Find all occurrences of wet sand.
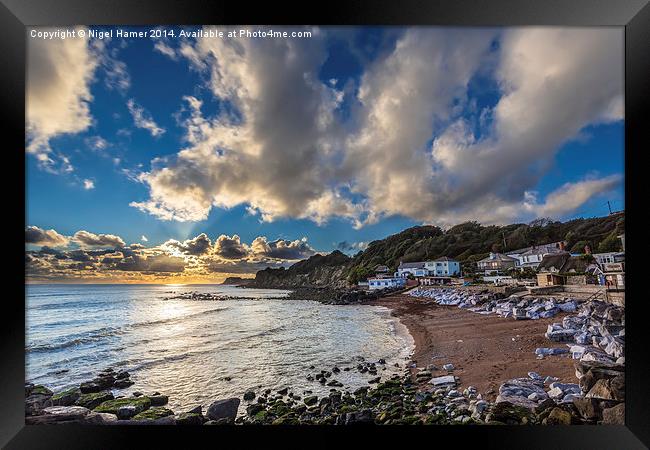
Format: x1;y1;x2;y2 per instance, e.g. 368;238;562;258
368;293;577;401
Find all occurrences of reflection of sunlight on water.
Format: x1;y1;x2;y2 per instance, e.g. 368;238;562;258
27;285;415;412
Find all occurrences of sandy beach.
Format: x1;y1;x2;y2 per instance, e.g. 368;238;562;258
369;293;578;401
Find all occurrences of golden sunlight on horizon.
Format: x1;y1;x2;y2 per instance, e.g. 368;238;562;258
25;273;255;285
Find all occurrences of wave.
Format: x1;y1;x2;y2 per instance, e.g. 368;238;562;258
26;307;229;353
26;326;124;353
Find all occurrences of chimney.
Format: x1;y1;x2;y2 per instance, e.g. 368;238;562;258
559;241;566;251
584;244;592;255
489;252;495;259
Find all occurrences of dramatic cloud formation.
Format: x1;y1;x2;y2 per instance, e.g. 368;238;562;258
213;234;250;260
26;27;99;172
25;226;319;282
25;226;70;247
130;27;356;224
130;27;623;228
72;230;126;248
162;233;212;256
127;99;166;137
250;236;317;260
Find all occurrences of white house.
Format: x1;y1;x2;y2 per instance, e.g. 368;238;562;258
592;252;625;265
396;262;428;278
367;277;406;290
424;257;461;276
397;257;461;278
506;241;567;269
477;253;518;275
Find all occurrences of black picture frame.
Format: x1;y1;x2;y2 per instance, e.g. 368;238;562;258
3;0;649;447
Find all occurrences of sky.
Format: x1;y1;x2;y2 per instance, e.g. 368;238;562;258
25;26;625;283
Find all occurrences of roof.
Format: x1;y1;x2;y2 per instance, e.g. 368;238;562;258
508;241;566;256
398;261;426;269
477;253;518;263
520;245;565;257
560;256;590;273
537;252;571;272
374;265;389;272
433;256;458;262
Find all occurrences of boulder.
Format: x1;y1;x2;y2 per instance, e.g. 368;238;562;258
51;388;81;406
206;398;240;422
175;412;204;425
75;391;114;410
26;406;91;424
25;392;53;416
149;394;169;406
486;401;536;425
429;375;456;387
586;379;618;401
542;407;572;425
188;405;202;415
131;407;174;421
93;396;151;417
610;374;625;401
243;390;256;401
83;412;119;424
345;409;374;425
115;370;130;380
113;379;135;389
572;397;618;421
601;402;625;425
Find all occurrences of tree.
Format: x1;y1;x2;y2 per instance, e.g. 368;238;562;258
570;240;589;254
597;234;621;253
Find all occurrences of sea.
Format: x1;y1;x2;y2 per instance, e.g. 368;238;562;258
26;284;414;411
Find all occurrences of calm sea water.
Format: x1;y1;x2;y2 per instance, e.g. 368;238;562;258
26;284;413;411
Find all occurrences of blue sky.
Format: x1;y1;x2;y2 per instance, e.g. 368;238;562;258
25;26;624;281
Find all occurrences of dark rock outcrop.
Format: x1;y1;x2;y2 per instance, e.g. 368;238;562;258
207;398;240;422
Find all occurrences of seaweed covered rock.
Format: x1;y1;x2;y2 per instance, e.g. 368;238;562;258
132;407;174;421
485;401;537;425
75;391;114;410
25;385;53;416
93;396;152;419
51;387;81;406
175;412;205;425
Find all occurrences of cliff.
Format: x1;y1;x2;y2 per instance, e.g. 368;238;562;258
253;250;351;289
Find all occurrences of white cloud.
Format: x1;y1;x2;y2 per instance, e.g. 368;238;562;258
141;235;149;242
130;27;624;227
153;41;178;60
27;27;99;172
83;179;95;190
127;99;166;137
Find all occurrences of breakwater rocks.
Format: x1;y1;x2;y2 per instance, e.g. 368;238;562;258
285;287;399;305
162;291;287;301
409;287;579;320
541;300;624;363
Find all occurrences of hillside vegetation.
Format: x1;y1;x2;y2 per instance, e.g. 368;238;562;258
254;213;625;287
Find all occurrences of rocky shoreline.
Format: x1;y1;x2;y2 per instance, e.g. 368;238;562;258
24;353;623;426
26;286;624;426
